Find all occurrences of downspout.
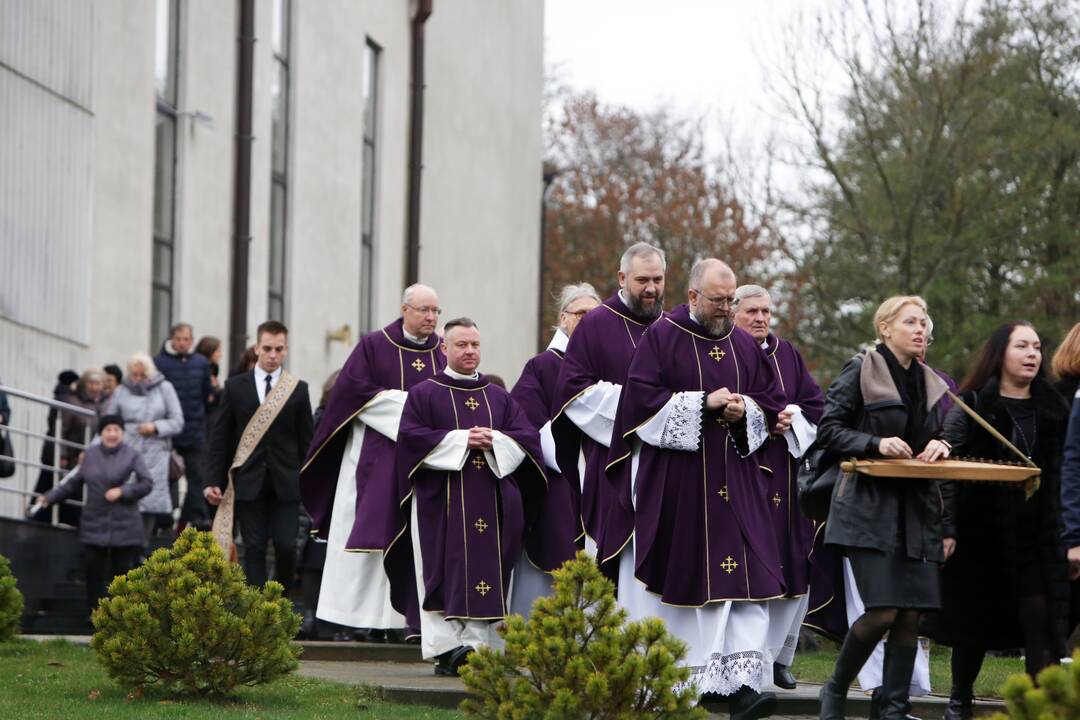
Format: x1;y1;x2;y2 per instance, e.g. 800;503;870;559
229;0;256;367
404;0;433;287
538;163;561;351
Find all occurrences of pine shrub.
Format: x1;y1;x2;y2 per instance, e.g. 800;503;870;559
90;528;301;696
0;553;24;642
460;551;705;719
987;652;1080;720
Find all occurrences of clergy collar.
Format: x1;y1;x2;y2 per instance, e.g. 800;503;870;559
444;367;480;381
760;339;769;349
618;289;632;310
402;327;427;345
547;328;570;353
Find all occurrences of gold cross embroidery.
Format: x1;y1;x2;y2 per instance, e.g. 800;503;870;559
465;397;479;411
472;455;486;470
718;486;729;501
475;580;492;597
720;556;739;574
474;518;489;533
411;358;426;372
708;346;726;362
772;492;782;507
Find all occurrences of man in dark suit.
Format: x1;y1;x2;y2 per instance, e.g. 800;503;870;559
206;320;313;591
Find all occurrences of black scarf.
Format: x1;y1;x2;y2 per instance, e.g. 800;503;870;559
876;343;932;451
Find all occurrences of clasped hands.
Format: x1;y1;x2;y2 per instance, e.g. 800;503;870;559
705;387;745;422
467;426;494;451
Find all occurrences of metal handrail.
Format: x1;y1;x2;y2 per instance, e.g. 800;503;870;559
0;385;97;417
0;452;74;476
3;423;88;451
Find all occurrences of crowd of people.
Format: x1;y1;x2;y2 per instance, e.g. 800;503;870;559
15;241;1080;720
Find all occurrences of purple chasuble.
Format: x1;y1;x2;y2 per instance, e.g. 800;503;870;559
386;374;547;625
551;293;657;556
756;334;824;596
300;318;444;549
607;305;788;606
510;347;583;566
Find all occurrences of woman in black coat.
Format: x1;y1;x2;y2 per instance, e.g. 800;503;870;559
933;321;1070;720
817;296;954;720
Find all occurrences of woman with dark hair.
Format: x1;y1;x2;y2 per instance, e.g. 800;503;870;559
933;321;1070;720
817;296;954;720
195;336;223;409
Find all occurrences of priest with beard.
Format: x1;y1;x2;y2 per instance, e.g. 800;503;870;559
550;242;665;576
300;284;445;639
733;284;824;691
608;259;787;720
508;282;601;615
384;318;550;676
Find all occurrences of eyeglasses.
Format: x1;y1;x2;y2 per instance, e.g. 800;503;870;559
562;309;590;318
406;304;442;316
691;289;735;307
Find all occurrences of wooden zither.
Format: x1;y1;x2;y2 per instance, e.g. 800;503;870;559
839;458;1041;497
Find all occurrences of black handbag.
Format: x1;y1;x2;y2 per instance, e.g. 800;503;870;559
0;429;15;478
796;443;843;521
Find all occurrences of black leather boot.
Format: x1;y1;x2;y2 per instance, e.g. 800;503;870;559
942;691;973;720
727;685;778;720
773;662;797;689
870;687;922;720
878;642;918;720
819;633;876;720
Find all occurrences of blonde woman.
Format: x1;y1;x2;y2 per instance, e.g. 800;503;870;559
105;352;184;542
816;296;954;720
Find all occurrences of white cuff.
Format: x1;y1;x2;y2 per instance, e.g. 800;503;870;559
484;431;527;478
636;391;703;451
357;389;407;440
740;396;769;456
565;381;621;448
539;420;561;472
420;429;470;471
782;404;818;458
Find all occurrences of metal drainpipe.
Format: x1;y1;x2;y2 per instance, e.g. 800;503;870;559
229;0;256;368
538;164;561;351
404;0;433;287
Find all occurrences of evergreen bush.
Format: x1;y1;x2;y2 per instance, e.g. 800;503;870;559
988;652;1080;720
0;553;24;642
90;528;301;696
460;551;705;719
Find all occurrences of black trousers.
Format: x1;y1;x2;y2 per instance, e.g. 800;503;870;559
235;482;298;592
83;544;141;617
175;444;210;527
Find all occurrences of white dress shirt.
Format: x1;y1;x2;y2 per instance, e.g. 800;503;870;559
254;366;282;404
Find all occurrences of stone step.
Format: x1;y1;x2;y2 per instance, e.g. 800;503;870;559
296;640;422;663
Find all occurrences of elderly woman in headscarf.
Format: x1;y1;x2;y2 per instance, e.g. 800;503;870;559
106;352;184;543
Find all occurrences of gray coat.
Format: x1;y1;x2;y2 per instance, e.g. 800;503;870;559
106;375;184;514
45;442;153;547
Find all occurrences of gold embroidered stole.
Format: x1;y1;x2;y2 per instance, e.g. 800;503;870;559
212;371;301;558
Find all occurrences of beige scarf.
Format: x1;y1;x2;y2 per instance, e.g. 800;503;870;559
212;370;300;559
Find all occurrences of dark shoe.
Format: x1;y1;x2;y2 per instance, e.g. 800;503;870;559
698;691;726;712
353;628;386;643
331;629;353;642
384;628;407;644
942;692;973;720
879;642;918;720
434;647;458;676
819;632;877;720
298;609;316;640
728;686;778;720
449;645;475;675
870;687;922;720
773;662;797;689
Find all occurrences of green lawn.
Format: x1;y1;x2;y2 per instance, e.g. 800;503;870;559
791;642;1026;698
1;639;463;720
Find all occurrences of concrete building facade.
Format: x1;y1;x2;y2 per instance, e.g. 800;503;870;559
0;0;544;517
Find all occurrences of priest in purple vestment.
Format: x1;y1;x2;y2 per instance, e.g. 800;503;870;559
550;242;665;575
734;284;825;692
385;318;550;676
299;284;445;636
508;282;600;615
608;259;788;720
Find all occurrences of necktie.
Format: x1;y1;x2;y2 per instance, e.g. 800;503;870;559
264;373;273;402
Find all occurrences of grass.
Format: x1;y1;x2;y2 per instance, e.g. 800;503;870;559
791;641;1026;698
0;639;463;720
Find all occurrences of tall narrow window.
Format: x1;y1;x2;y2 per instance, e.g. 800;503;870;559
152;0;179;349
360;40;380;332
268;0;290;322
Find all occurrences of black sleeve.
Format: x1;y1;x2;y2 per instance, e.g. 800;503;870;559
942;400;973;455
817;357;878;458
296;383;314;466
207;381;237;491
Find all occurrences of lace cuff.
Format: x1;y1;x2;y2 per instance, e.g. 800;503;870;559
740;396;768;456
636;391;703;452
674;650;768;697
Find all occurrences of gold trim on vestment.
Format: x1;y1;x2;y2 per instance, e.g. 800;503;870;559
430;379;491;391
380;328;440;353
599;302;648;326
